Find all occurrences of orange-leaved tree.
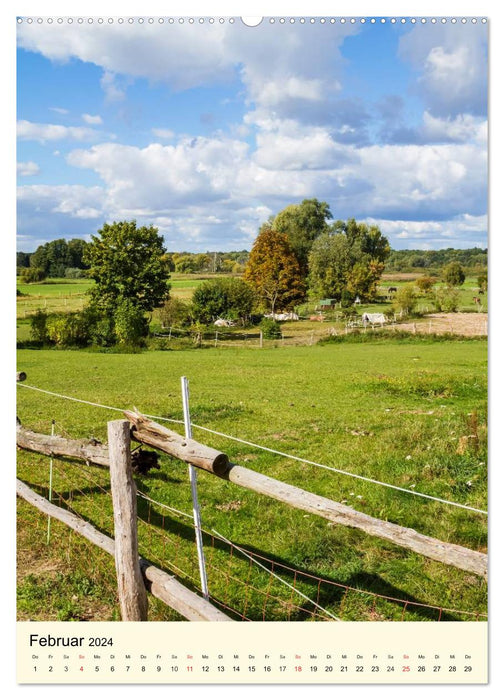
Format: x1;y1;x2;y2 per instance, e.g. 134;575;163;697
244;226;306;314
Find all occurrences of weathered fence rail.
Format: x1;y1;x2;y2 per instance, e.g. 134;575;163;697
18;412;487;579
125;411;487;579
16;478;231;622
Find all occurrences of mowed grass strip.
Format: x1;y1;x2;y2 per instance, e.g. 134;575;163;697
16;338;487;621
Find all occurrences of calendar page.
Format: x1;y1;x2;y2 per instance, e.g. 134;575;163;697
15;2;490;689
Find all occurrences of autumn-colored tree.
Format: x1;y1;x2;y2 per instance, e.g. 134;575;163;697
244;227;306;314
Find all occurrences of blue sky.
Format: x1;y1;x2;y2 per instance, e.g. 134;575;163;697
16;16;488;252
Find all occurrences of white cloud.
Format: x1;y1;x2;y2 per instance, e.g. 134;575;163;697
421;112;487;145
17;184;106;244
151;128;175;140
17;21;232;90
16;21;487;252
61;134;487;235
17;161;40;176
49;107;69;115
17;184;105;219
252;120;354;171
366;215;487;249
67;137;251;211
100;71;126;102
17;20;356;124
82;113;103;125
17;120;101;143
349;142;486;218
399;23;487;116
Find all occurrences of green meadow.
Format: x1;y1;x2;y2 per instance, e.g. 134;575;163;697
17;337;487;622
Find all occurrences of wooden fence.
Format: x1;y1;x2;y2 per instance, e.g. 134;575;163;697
16;373;487;623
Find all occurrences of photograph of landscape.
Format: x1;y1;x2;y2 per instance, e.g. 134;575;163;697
16;16;487;626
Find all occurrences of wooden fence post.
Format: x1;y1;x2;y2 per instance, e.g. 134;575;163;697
108;419;148;621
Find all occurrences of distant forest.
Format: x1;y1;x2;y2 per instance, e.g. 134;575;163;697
385;247;488;272
17;237;487;281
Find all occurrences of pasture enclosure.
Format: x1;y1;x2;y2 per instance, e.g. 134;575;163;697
16;338;488;622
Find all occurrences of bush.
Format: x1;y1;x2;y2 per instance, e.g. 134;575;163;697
64;267;87;279
30;309;50;344
192;277;255;325
477;270;488;293
434;286;460;312
20;267;46;283
159;297;192;328
259;317;281;339
113;298;148;345
89;314;116;347
392;284;417;317
443;261;465;287
416;275;436;293
46;312;91;347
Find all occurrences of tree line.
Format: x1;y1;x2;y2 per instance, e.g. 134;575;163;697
22;203;488;349
386;247;487;272
16;239;249;281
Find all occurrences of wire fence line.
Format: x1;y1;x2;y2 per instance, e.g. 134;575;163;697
19;449;486;623
17;381;487;515
133;492;487;621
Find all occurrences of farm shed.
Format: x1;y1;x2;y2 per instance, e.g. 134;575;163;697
318;299;338;310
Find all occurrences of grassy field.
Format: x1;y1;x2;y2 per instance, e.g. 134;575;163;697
16;273;488;348
16;337;487;622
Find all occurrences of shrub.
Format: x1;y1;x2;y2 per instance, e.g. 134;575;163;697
64;267;87;279
477;270;488;293
434;286;460;312
113;298;148;345
259;317;281;339
443;261;465;287
159;298;192;328
392;284;417;317
30;309;50;344
46;312;91;347
416;275;436;293
90;315;116;347
192;277;255;325
20;267;46;283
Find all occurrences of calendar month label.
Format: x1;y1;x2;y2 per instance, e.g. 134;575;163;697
17;621;487;684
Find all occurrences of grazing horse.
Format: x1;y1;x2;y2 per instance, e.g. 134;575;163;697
387;286;397;294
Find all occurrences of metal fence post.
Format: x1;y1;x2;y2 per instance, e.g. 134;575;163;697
181;377;210;600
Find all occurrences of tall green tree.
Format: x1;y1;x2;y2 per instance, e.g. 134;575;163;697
308;232;352;300
308;219;390;302
83;220;170;312
273;198;332;274
244;227;306;314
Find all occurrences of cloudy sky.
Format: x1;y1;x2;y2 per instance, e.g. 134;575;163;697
16;16;488;253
